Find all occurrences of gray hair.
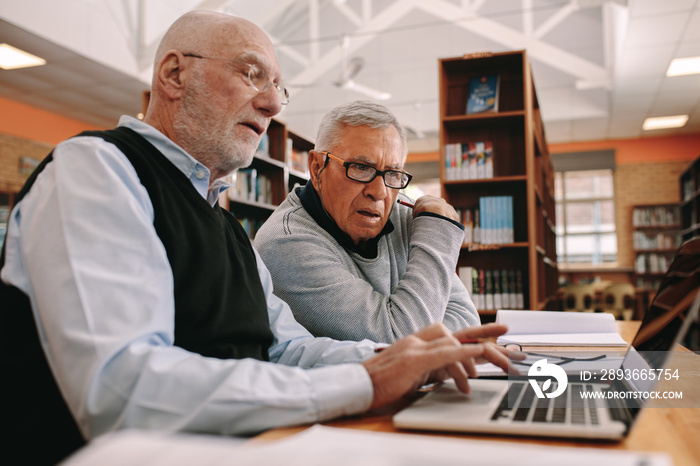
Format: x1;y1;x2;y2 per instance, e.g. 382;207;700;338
314;100;408;157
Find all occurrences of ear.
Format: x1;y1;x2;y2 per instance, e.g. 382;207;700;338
156;51;187;99
308;150;325;189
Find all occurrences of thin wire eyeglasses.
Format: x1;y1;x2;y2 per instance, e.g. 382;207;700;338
319;151;413;189
183;53;289;105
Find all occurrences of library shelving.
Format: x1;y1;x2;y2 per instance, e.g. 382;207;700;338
631;204;682;292
680;154;700;241
219;119;312;239
439;50;558;320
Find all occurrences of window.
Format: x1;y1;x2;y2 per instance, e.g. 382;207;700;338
555;169;617;265
552;150;617;266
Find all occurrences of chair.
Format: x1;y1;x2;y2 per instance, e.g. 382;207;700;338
562;283;596;312
602;283;636;320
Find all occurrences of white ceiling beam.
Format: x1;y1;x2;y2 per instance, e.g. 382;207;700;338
288;0;418;87
534;1;579;39
523;0;533;37
362;0;372;22
333;1;363;27
309;0;320;62
249;0;300;29
417;0;610;87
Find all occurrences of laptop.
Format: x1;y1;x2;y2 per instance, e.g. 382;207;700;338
393;237;700;440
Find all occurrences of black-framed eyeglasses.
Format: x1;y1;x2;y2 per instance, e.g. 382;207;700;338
183;53;289;105
319;151;412;189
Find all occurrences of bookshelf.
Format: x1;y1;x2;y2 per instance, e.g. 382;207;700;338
632;204;682;292
439;50;558;319
680;155;700;242
220;119;312;239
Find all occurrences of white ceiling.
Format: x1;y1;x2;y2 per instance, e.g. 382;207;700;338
1;0;699;151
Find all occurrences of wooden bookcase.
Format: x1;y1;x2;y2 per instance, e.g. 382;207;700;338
680;155;700;242
219;119;312;239
438;50;558;319
631;204;682;292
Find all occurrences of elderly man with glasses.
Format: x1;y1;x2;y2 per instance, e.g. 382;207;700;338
255;101;480;343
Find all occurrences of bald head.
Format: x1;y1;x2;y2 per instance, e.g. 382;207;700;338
153;10;275;83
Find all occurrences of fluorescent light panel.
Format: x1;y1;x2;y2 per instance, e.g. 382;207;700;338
0;43;46;70
667;56;700;76
642;115;689;131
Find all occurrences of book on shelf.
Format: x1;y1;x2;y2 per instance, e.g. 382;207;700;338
237;216;265;240
444;141;494;181
457;196;513;245
495;310;628;347
466;74;499;114
458;267;524;311
231;169;273;204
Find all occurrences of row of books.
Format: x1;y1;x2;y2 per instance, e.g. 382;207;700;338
458;267;525;311
238;216;266;240
635;252;673;275
286;138;309;175
456;196;514;245
444;141;494;181
632;206;680;227
231;168;273;205
633;231;681;251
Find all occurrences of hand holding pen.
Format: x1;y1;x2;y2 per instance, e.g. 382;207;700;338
396;195;460;222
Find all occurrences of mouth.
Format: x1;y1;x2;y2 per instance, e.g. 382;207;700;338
357;209;382;220
241;121;265;136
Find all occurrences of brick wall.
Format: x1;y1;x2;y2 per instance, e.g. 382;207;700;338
0;132;52;194
615;160;690;267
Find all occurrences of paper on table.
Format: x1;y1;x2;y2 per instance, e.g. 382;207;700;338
62;425;672;466
496;310;628;346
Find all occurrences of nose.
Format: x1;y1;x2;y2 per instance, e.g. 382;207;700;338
363;174;390;201
253;84;284;117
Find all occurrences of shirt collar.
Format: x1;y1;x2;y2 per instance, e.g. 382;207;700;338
117;116;232;206
298;183;394;259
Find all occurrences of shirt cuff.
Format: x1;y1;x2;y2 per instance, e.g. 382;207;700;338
416;211;465;230
307;363;373;421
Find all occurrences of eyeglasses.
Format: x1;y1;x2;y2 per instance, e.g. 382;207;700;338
183;53;289;105
319;151;412;189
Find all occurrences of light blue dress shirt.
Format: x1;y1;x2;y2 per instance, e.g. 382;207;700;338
1;116;375;441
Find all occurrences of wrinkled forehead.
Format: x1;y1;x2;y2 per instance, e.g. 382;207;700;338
220;20;281;76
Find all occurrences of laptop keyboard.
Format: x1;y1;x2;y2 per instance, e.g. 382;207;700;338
491;382;600;425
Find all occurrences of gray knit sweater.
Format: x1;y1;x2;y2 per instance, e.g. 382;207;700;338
254;186;480;343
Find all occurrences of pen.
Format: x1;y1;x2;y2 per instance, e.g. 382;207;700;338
397;199;415;208
374;338;491;352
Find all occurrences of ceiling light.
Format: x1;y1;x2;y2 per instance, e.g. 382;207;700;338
0;43;46;70
642;115;689;131
666;56;700;76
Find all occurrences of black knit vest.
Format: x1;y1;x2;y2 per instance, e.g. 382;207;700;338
0;127;274;464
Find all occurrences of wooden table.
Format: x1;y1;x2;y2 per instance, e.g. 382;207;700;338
254;322;700;466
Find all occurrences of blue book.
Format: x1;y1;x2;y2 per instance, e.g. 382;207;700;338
466;75;499;114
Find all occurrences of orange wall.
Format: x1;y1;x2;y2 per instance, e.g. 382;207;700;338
549;134;700;164
0;96;104;145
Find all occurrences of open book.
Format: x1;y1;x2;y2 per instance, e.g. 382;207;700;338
495;310;628;347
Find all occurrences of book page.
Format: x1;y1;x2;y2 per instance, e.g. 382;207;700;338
496;310;618;334
495;310;627;346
